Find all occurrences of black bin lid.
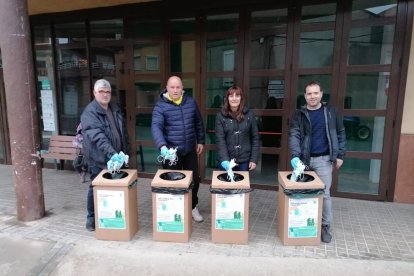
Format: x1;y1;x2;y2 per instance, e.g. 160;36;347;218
217;173;244;182
102;171;129;180
160;171;186;181
286;173;315;182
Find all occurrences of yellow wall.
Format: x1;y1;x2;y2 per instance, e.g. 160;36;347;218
401;16;414;134
28;0;158;15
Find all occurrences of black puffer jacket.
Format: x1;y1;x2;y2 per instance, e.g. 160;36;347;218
151;90;205;155
81;100;130;169
288;103;346;166
215;107;260;164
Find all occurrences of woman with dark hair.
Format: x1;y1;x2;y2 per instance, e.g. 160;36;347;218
215;85;260;171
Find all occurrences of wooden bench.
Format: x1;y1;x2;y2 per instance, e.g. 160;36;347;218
41;135;80;169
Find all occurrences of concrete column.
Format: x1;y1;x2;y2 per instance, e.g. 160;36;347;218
0;0;45;220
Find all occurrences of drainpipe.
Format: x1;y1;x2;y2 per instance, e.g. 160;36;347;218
0;0;45;220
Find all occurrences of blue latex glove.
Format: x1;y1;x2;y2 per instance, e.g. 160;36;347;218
160;146;169;157
221;160;230;171
110;153;120;162
291;157;300;170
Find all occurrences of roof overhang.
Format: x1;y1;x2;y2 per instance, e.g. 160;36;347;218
28;0;159;15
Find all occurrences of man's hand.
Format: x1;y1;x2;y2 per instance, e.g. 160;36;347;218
335;158;343;169
249;162;257;170
196;144;204;155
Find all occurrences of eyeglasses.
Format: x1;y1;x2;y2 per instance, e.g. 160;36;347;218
97;90;111;95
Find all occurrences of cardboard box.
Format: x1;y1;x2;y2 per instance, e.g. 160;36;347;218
92;169;138;241
277;171;324;246
151;169;193;243
211;170;250;244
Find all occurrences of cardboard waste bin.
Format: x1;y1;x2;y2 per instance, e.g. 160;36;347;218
92;169;138;241
277;171;324;246
211;171;251;244
151;169;193;243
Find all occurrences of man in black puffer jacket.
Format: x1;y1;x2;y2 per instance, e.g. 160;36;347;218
151;76;205;222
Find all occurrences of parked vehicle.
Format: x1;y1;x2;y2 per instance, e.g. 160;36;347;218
343;116;371;141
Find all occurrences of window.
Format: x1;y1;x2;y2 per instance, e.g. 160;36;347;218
146;55;159;71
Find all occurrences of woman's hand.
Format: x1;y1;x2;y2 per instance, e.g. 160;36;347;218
196;144;204;155
249;162;257;170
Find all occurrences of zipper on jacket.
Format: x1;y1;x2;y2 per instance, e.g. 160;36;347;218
179;104;186;152
234;120;241;160
324;107;333;160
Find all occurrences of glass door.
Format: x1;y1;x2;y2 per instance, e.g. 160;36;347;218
54;22;90;135
244;8;291;185
128;18;165;175
334;0;398;200
89;19;126;111
125;0;403;196
203;8;294;186
203;12;241;181
288;0;399;200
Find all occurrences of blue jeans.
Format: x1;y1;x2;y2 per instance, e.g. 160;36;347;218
310;155;333;226
87;166;103;219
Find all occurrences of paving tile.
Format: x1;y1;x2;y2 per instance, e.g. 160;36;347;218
1;165;414;262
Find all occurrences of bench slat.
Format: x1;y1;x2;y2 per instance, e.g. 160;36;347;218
48;141;76;147
47;146;78;154
50;136;76;142
42;152;77;160
42;135;80;164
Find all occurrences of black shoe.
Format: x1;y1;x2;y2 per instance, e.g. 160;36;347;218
321;224;332;243
86;218;95;231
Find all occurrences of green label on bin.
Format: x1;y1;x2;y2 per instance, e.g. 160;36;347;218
288;226;317;238
97;190;126;229
215;218;244;230
215;194;245;230
156;194;185;233
287;197;319;238
157;221;184;233
99;217;126;229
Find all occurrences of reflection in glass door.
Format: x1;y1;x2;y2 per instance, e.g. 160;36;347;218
130;18;164;174
203;9;295;186
336;0;397;199
204;13;240;182
54;22;90;135
245;8;290;185
90;19;126;111
129;16;200;175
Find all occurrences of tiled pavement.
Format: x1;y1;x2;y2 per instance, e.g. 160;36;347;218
1;164;414;266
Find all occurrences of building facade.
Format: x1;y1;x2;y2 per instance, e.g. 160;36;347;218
1;0;413;203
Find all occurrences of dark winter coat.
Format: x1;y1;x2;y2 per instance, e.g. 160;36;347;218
288;103;346;166
215;107;260;164
81;99;130;169
151;91;205;155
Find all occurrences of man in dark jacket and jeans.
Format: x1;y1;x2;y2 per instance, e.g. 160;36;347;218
81;79;130;231
289;80;346;243
151;76;205;222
